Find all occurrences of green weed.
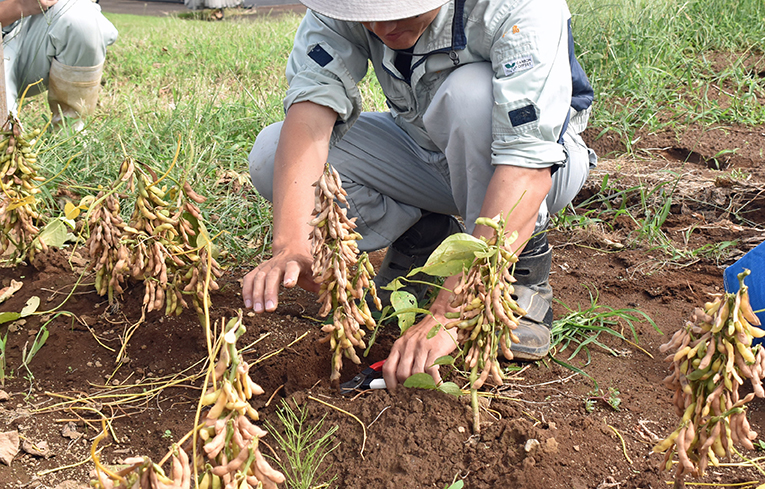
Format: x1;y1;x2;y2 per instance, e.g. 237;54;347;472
585;387;622;413
21;324;49;380
549;288;659;389
266;399;339;489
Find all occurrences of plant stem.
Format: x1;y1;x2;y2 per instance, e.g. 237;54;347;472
469;366;480;433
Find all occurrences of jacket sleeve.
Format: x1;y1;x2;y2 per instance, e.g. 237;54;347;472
285;12;371;145
487;0;573;169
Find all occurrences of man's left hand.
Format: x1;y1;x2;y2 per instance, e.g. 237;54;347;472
382;310;458;389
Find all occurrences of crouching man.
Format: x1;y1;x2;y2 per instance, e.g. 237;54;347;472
243;0;597;388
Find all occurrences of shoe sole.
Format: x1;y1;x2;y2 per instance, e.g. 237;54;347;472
508;343;550;361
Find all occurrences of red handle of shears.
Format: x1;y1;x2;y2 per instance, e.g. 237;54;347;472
370;359;386;371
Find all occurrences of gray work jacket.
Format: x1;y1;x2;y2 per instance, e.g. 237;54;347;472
285;0;593;169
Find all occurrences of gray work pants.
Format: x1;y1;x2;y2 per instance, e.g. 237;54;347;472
3;0;119;111
249;62;596;252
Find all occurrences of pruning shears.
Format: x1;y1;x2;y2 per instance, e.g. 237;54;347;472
339;360;387;394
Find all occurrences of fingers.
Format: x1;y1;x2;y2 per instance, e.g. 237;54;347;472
383;325;455;390
242;262;283;313
425;354;443;385
263;266;283;312
383;348;401;390
411;347;429;382
283;260;301;288
241;267;260;311
385;335;419;389
243;252;315;312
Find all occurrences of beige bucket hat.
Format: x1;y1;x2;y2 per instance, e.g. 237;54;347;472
300;0;451;22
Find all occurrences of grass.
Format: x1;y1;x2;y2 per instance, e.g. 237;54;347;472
7;1;759;268
0;330;7;386
553;170;742;268
549;287;659;368
18;11;392;266
548;289;659;391
266;399;339;489
570;0;765;148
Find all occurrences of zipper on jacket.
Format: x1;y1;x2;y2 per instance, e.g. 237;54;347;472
374;0;467;78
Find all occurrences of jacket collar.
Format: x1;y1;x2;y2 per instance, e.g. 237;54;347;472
369;0;466;60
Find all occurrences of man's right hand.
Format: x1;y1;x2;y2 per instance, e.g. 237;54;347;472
242;239;321;313
242;245;319;313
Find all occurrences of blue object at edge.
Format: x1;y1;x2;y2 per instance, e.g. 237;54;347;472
723;241;765;345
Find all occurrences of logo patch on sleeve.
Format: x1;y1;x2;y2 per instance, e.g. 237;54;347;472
502;55;534;76
508;104;538;127
308;45;333;67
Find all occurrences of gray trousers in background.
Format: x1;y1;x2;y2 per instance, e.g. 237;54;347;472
3;0;119;111
249;62;596;252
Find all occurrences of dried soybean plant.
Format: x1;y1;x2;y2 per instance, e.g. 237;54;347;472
0;114;48;262
654;269;764;486
90;445;192;489
124;164;223;318
310;163;380;381
191;313;285;489
90;313;285;489
441;215;526;432
86;157;134;304
85;155;223;318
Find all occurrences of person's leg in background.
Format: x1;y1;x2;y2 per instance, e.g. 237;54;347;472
3;0;118;128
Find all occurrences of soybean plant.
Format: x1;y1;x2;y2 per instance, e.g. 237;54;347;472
655;269;764;484
85;156;224;318
310;163;380;381
0;114;48;262
90;314;284;489
407;214;525;432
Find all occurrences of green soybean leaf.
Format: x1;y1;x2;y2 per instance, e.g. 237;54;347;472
473;248;497;260
403;372;437;390
426;322;441;339
182;210;202;249
391;290;416;334
437;382;463;397
36;219;69;249
194;218;220;259
0;312;20;325
409;233;487;277
432;355;455;366
380;277;404;291
25;326;49;363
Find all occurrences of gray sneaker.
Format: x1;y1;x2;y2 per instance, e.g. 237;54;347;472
509;229;554;361
373;213;464;307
